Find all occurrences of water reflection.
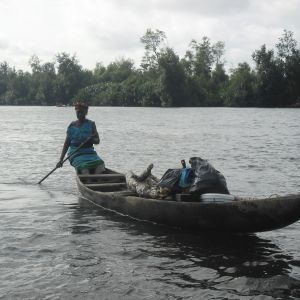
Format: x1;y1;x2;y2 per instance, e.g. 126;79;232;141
73;199;293;278
67;204;101;235
64;198;300;298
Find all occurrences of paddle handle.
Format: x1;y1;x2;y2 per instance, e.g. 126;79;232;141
37;166;59;184
38;135;94;184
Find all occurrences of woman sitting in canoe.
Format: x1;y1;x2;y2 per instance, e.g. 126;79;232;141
56;102;105;174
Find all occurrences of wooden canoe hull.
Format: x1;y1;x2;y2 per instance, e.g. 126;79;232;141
76;172;300;233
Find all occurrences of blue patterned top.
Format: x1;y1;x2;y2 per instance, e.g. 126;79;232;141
67;119;104;170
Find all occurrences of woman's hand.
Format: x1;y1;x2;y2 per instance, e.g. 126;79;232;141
91;136;100;144
56;160;63;168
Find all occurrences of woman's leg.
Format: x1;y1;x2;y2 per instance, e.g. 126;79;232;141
80;168;90;175
94;164;105;174
79;168;92;183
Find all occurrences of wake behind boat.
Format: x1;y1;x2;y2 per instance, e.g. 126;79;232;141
76;168;300;233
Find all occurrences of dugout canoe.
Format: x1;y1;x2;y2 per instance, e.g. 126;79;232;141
76;169;300;233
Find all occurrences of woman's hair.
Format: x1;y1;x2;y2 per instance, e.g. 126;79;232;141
74;101;88;111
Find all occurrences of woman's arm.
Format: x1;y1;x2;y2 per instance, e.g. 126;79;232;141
57;135;70;167
91;122;100;144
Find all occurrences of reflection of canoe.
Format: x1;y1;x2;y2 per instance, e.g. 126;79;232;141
76;169;300;233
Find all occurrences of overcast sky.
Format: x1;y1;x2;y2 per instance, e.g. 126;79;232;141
0;0;299;71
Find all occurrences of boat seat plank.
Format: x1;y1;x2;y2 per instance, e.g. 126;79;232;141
79;173;125;179
79;173;126;183
85;182;127;192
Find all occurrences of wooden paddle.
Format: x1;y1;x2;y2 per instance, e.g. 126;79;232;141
38;136;94;184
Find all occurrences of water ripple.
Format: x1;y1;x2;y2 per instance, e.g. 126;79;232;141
0;107;300;299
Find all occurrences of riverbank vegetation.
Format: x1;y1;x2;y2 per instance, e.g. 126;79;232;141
0;29;299;107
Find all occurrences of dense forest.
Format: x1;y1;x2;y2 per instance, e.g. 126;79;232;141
0;29;300;107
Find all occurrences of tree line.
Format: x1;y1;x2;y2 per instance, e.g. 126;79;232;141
1;29;299;107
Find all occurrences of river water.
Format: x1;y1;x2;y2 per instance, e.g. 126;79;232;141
0;106;300;299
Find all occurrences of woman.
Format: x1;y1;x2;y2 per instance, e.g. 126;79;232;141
57;102;105;174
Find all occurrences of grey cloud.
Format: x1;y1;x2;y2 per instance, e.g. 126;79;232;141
0;37;9;50
0;38;29;55
86;22;142;52
1;0;300;71
160;0;251;16
111;0;250;17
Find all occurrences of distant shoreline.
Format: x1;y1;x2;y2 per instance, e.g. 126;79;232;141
1;30;300;108
1;104;299;108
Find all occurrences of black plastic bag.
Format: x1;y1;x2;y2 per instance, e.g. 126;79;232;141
188;157;230;195
157;168;181;192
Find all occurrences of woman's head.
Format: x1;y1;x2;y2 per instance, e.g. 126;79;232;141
74;101;88;121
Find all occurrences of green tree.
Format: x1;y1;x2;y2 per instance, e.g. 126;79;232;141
183;37;224;78
224;63;256;107
78;58;137;106
209;63;228;106
0;63;31;105
0;62;12;104
120;73;144;106
157;47;188;106
7;70;32;105
276;30;300;105
29;55;57;105
93;62;106;83
138;75;161;107
252;45;287;107
100;58;135;83
140;29;167;71
55;52;87;104
182;37;226;106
